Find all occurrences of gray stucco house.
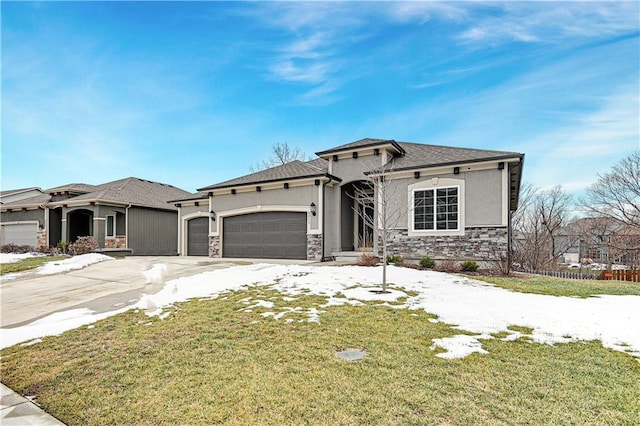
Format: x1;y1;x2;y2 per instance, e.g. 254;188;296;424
173;138;524;263
0;177;192;255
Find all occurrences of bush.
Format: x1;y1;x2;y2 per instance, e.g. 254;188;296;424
56;241;70;254
386;254;404;265
0;244;33;254
357;254;380;267
435;259;461;273
419;257;436;269
460;260;479;272
69;236;99;255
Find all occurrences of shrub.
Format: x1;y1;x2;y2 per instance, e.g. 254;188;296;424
56;241;70;254
357;254;380;267
435;259;461;273
419;257;436;269
69;237;99;255
460;260;479;272
386;254;404;265
0;244;33;254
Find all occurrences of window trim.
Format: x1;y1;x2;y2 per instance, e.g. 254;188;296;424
106;214;116;238
408;178;465;237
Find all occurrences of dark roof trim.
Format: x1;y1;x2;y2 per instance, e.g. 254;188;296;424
364;154;524;175
197;173;342;192
167;193;210;204
316;139;405;156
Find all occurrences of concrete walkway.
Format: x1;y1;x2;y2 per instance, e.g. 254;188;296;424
1;383;66;425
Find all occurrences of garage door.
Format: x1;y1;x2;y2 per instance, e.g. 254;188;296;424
223;212;307;260
187;217;209;256
0;223;38;248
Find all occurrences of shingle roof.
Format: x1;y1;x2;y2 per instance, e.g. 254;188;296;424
378;141;523;172
315;138;404;156
53;177;192;210
197;159;332;191
46;183;97;194
1;193;52;208
0;187;42;197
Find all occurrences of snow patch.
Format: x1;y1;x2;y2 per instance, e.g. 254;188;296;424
142;263;167;284
431;335;489;359
0;252;43;264
36;253;112;275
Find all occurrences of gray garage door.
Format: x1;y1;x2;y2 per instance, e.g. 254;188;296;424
0;223;38;248
187;217;209;256
223;212;307;260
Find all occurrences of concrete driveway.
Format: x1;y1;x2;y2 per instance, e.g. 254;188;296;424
1;256;244;328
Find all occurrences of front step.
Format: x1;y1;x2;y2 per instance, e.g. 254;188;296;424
331;251;374;262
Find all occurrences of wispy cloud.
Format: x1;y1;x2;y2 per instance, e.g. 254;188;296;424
457;2;639;45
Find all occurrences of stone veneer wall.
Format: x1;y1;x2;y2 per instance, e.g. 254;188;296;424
209;235;221;257
105;236;126;249
384;227;508;262
36;230;47;249
307;234;322;261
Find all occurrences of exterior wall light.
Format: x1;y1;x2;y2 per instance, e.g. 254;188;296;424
210;210;216;221
310;202;317;216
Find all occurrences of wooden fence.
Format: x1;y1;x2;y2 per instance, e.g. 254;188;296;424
598;269;640;282
521;269;599;280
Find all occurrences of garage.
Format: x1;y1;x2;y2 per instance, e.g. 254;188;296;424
187;217;209;256
0;222;38;248
223;212;307;260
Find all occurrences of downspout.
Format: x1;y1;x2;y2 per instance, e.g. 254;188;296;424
125;204;132;250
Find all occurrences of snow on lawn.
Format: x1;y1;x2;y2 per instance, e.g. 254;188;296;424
0;252;43;264
1;263;639;361
36;253;112;275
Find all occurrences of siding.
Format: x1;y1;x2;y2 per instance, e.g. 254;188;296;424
128;207;179;255
0;209;45;227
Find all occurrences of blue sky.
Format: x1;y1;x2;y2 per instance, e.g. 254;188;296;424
2;1;638;195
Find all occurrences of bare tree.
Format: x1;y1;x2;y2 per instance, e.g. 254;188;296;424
511;184;576;269
580;151;640;230
352;163;406;292
250;142;308;172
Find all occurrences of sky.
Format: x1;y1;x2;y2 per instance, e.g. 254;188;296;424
2;1;639;196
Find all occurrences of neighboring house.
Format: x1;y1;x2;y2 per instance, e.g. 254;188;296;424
560;217;639;266
172;138;525;263
0;177;192;255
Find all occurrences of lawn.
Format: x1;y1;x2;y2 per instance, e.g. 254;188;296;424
473;273;640;298
2;286;639;425
0;255;67;275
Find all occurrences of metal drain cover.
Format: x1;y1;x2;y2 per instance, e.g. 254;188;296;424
335;349;367;361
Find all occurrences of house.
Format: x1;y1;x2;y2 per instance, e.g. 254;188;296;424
172;138;525;263
0;177;192;255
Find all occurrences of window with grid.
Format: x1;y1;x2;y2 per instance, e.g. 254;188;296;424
413;187;459;231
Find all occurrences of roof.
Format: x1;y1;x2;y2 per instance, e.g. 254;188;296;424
55;177;193;210
316;138;405;156
197;159;334;191
1;192;52;208
46;183;97;194
0;187;42;197
378;141;524;172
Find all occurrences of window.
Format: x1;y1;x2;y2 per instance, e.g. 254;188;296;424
106;215;115;238
413;187;459;231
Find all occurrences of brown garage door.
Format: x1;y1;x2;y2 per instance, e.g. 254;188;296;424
223;212;307;260
187;217;209;256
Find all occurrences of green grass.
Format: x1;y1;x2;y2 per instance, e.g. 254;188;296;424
0;256;67;275
473;274;640;298
1;288;638;425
